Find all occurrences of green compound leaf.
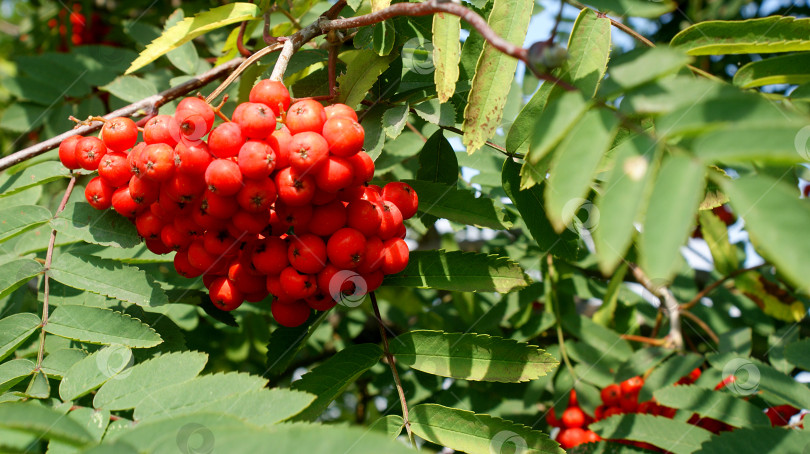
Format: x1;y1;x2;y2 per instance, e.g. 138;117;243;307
336;50;397;109
0;313;41;362
671;16;810;55
0;359;35;394
126;3;259;74
462;0;533;154
0;162;71;199
733;52;810;88
432;12;461;103
410;404;564;454
0;259;43;300
49;252;168;307
653;385;770;428
694;427;810;454
45;305;162;348
59;345;133;401
391;330;558;382
578;0;675;18
290;343;383;421
51;202;140;248
591;414;713;454
383;249;529;293
0;205;51;243
404;179;512;230
0;402;93;446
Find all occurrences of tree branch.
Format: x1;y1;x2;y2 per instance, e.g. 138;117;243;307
0;58;245;172
680;264;768;311
630;265;683;350
680;309;720;344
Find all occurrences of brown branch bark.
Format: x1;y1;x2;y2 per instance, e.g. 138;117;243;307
680;264;768;311
0;58;245;172
630;265;683;350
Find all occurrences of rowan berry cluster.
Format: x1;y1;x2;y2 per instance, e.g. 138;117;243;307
544;391;600;449
57;80;417;327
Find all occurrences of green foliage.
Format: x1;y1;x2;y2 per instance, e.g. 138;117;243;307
671;16;810;55
592;414;714;454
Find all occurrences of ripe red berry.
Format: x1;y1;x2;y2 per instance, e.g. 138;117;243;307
174;141;212;175
381;237;409;275
209;277;244;311
111;187;143;218
305;292;337;311
101;117;138;152
143;115;180;147
234;102;277;139
561;407;586;428
177;97;215;132
546;408;561;428
619;391;639;412
308;199;347;237
324;103;358;121
128;174;160;207
285;99;326;134
160;223;191;251
322;117;364;157
271;128;292;169
164;172;206;204
85;176;114;210
250;80;291;116
232;209;270;234
288;131;329;172
58;135;82;169
279;266;318;299
205;159;243;196
236;178;276;212
188;240;218;271
377;201;404;240
228;262;266;294
174;250;203;278
383;182;418;219
252;236;289;275
75;136;107;170
288;233;327;274
208;122;245;158
203;229;238;257
138;143;175;182
200;190;239;219
237;140;277;179
314;156;353;193
98;152;131;187
275;167;316;207
347;200;381;237
361;269;384;292
600;384;622;406
557;428;587;449
346;151;375;186
357;236;384;274
620;376;644;396
327;228;366;270
271;299;311;327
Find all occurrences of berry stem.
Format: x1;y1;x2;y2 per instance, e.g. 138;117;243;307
370;291;416;448
236;21;253;57
680;309;720;344
36;174;77;370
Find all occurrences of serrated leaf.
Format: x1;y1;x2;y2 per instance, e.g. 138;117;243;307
654;385;770;427
290;343;382;421
126;3;259;74
615;347;673;382
100;76;157;103
523;90;589;175
734;271;806;322
432;12;461;102
639;154;705;282
412;99;456;126
562;314;633;363
598;47;691;97
719;174;810;294
579;0;675;18
94;351;207;410
382;104;409;139
265;311;329;381
619;77;735;115
462;0;533;154
638;353;704;401
0;205;51;243
694;427;810;454
41;349;88;379
502;159;583;260
562;8;611;97
404;179;512;229
164;10;200;75
694;125;808;165
733;52;810;88
22;369;49;399
699;210;739;275
0;259;42;300
0;402;93;446
383;249;529;293
505;82;553;156
0;162;71;198
49;252;168;307
785;339;810;371
51;202;140;248
410;404;564;454
0;359;35;394
417;130;459;185
0;313;41;362
593;134;659;274
133;372;268;421
372;21;395;56
45;305;162;348
336;50;397;109
194;389;315;426
48;407;110;454
59;345;133;401
591;414;713;454
707;353;810;409
106;413;250;452
568;441;650;454
671;16;810;55
390;330;558;382
719;327;752;356
545;108;619;231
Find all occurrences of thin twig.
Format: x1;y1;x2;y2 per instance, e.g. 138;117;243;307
680;309;720;344
406;122;427;142
621;334;666;346
370;292;415;448
440;125;522;158
278;7;303;30
236;21;252;57
680;264;768;311
630;265;683;350
0;58;245;172
206;44;284;104
36;175;76;370
566;0;654;48
549;0;565;42
548;256;577;379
